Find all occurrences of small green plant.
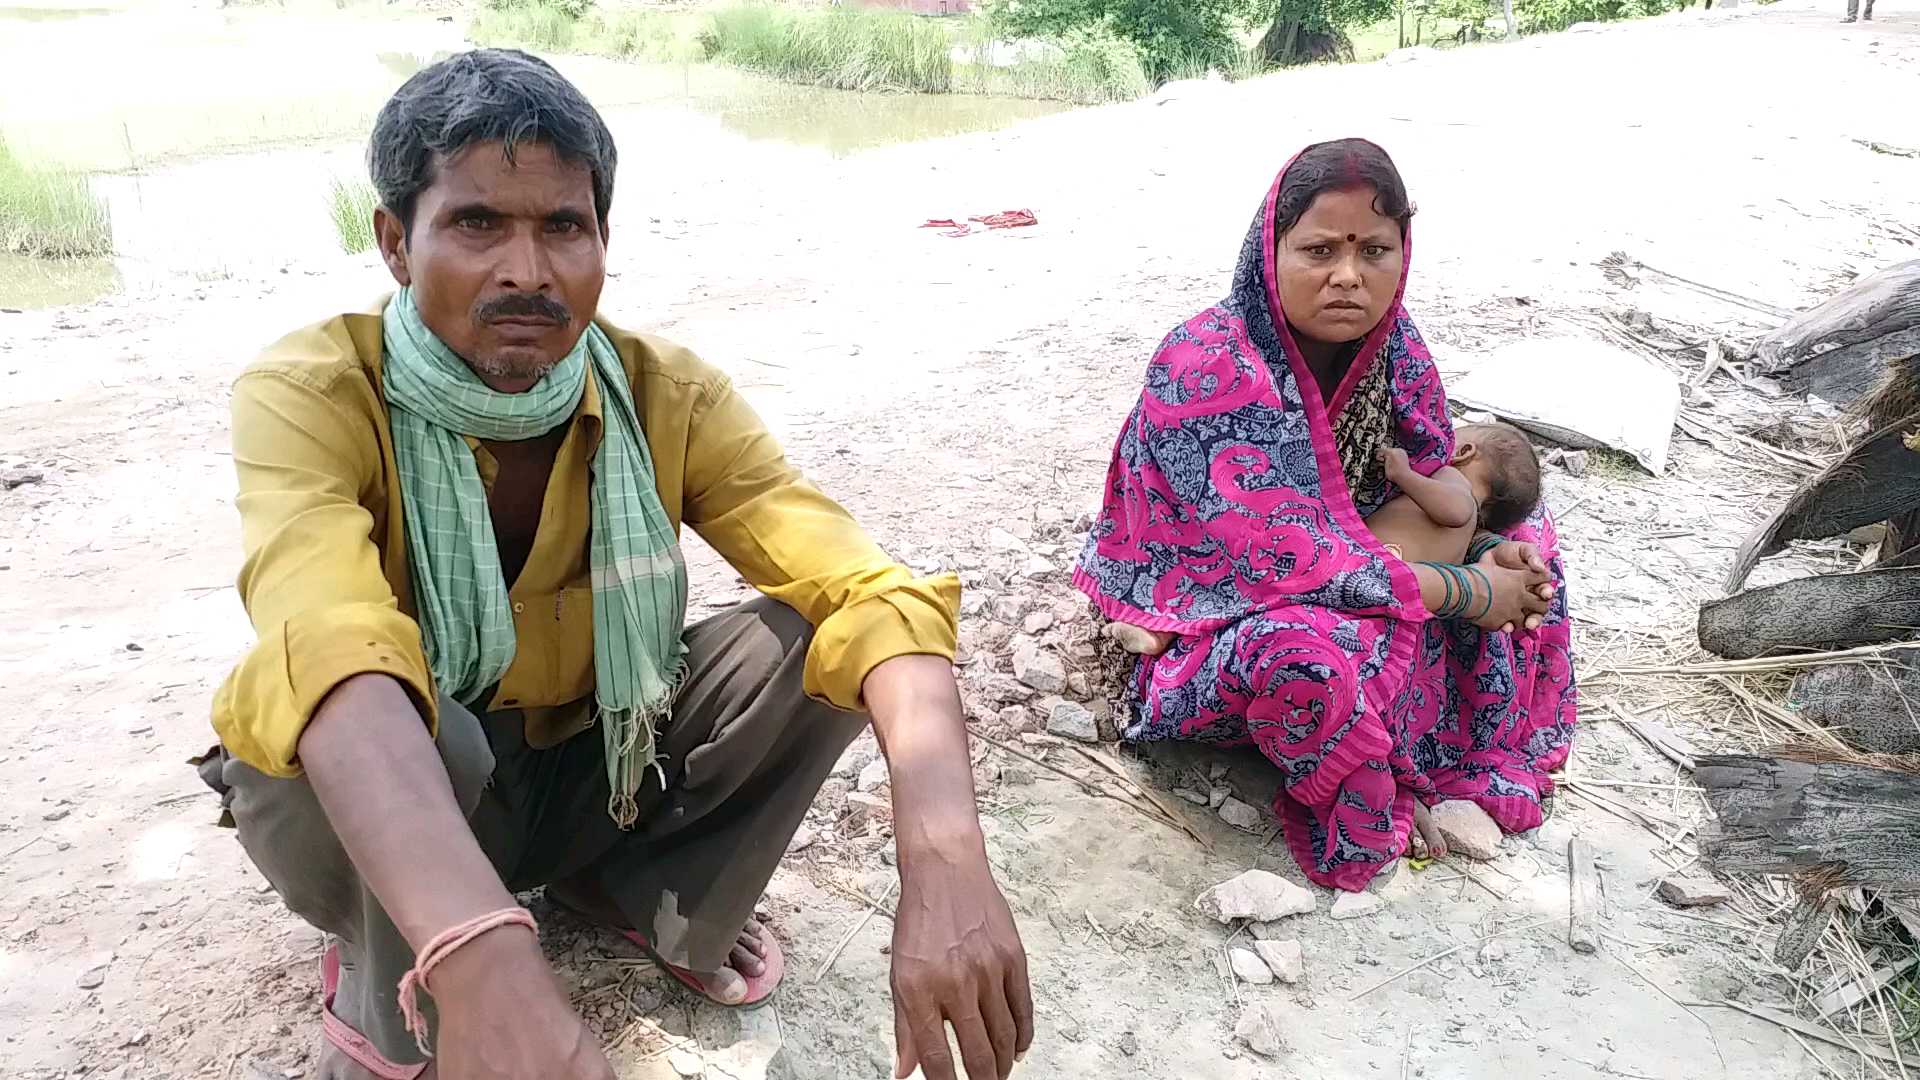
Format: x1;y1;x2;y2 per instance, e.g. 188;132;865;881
0;138;112;259
701;4;955;93
326;177;380;255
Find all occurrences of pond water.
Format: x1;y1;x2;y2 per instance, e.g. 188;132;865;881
0;4;1067;309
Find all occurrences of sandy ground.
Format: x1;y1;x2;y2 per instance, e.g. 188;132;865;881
6;3;1920;1077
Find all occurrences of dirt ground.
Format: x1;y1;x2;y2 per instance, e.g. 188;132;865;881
6;2;1920;1077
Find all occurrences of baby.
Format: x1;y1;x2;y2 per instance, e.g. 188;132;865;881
1103;423;1542;657
1364;422;1543;567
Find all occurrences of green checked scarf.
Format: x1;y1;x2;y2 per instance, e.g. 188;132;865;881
381;288;688;827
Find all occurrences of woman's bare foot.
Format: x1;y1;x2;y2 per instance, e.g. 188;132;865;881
1411;800;1449;860
1104;622;1173;656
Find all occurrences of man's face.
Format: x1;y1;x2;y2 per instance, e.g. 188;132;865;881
376;140;607;393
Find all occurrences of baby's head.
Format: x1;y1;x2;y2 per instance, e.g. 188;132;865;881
1453;423;1541;533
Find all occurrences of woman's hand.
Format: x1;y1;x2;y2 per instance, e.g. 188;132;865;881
1471;547;1554;633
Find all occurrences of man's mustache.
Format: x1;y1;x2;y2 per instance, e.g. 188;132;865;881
476;293;572;324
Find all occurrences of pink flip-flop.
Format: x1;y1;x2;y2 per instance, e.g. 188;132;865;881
614;926;785;1009
319;943;428;1079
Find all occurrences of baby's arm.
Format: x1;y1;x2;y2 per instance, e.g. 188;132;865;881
1381;448;1478;529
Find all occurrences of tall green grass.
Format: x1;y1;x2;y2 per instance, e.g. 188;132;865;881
470;2;703;62
470;2;582;51
960;30;1152;103
0;138;112;259
326;177;379;255
701;4;954;93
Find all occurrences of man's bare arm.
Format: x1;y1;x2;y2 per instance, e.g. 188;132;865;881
299;673;614;1078
299;673;517;946
865;655;1033;1080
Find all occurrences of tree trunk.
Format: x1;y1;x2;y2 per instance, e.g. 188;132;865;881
1398;0;1406;49
1698;566;1920;659
1724;409;1920;591
1757;258;1920;407
1790;654;1920;754
1699;752;1920;897
1502;0;1516;35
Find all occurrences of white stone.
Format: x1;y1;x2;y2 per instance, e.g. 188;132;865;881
1045;699;1098;742
987;594;1028;623
1012;641;1067;694
1658;876;1732;908
996;705;1032;732
1253;939;1303;984
1216;796;1265;831
1429;800;1503;861
856;757;890;793
830;735;877;780
1021;553;1056;580
1194;869;1316;924
1330;891;1383;921
667;1048;705;1077
988;527;1028;553
1233;1002;1290;1059
1022;610;1055;634
1228;947;1273;986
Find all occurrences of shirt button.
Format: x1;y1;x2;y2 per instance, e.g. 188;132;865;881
512;602;525;614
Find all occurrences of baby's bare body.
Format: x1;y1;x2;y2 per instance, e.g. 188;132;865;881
1366;461;1477;565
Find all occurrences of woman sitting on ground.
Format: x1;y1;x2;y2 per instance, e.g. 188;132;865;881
1074;139;1577;890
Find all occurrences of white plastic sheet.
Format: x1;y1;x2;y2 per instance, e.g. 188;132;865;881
1445;337;1680;475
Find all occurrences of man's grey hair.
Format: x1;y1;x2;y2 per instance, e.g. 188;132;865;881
368;48;618;239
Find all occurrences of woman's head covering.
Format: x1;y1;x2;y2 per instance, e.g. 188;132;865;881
1073;142;1453;634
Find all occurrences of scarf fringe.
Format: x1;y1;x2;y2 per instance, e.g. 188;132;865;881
603;654;689;830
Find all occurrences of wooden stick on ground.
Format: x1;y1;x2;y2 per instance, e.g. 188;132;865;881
817;878;898;980
970;729;1210;849
1067;744;1215;853
1568;837;1601;955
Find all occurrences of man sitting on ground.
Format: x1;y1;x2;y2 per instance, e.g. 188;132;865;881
200;48;1031;1080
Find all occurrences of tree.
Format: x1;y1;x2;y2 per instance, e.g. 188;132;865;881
986;0;1393;80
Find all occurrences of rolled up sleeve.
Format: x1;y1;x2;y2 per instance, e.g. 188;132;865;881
211;369;438;776
681;376;959;710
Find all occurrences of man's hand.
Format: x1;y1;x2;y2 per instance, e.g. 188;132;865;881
863;655;1035;1080
428;927;615;1080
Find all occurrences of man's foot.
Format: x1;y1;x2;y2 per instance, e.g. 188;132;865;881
314;1040;435;1080
1411;800;1450;860
547;877;782;1007
1104;622;1173;656
685;917;771;1005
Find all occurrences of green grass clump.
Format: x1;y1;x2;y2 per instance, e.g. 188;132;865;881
701;4;954;93
326;177;380;255
0;138;112;259
996;30;1152;103
470;1;581;51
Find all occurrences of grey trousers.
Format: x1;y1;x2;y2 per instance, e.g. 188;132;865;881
1845;0;1874;17
201;598;864;1065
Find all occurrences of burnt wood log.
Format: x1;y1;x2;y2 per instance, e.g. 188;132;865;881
1758;259;1920;407
1790;654;1920;754
1724;410;1920;592
1697;753;1920;896
1699;567;1920;659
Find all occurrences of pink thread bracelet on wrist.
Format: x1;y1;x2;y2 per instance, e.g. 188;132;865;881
396;906;539;1053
